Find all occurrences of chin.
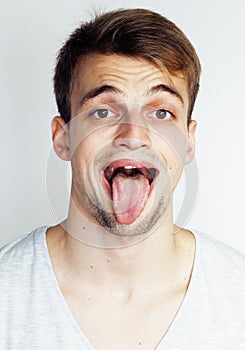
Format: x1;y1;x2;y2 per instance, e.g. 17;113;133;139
87;190;172;237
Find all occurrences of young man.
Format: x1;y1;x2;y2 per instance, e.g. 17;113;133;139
1;8;245;350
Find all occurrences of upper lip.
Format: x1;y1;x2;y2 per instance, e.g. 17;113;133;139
102;158;159;186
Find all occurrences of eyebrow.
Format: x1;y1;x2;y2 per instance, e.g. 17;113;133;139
147;84;184;105
79;85;124;106
79;83;184;107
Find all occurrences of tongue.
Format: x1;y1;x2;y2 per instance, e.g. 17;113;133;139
112;174;150;225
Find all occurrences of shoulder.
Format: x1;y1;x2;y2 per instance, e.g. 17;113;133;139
193;230;245;292
0;226;48;273
194;230;245;265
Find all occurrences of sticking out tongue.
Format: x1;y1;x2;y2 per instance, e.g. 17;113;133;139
112;174;150;224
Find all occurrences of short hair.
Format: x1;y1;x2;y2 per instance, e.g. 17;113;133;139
54;8;201;124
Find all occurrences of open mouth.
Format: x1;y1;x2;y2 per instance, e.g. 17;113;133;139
104;165;158;187
102;159;159;225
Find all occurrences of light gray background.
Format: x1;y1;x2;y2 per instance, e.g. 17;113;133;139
1;0;244;252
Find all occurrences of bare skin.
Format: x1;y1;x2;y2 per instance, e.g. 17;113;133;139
47;221;195;349
47;54;197;349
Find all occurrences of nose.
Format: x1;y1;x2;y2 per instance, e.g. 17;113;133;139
113;121;152;150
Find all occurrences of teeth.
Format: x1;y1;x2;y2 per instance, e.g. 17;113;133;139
104;164;158;186
123;165;136;169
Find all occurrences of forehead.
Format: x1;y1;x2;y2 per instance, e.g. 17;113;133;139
71;54;189;108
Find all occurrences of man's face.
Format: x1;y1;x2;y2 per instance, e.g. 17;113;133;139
53;54;196;236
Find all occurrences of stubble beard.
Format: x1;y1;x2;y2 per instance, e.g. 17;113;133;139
71;147;173;238
81;185;172;237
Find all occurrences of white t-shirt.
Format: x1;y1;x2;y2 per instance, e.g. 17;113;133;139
0;226;245;350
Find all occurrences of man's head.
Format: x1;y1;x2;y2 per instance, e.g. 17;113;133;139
54;8;201;125
52;8;201;240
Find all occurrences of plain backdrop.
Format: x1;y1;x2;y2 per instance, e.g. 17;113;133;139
1;0;245;252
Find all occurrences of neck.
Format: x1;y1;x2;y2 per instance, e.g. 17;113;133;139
53;202;186;292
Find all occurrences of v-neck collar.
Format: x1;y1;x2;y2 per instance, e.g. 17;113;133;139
39;226;200;350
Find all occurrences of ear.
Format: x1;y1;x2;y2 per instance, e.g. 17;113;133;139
51;116;71;161
184;120;197;164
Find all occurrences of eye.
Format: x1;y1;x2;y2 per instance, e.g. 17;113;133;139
152;109;173;120
91;108;116;119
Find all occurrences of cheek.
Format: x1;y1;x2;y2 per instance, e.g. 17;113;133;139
69;115;115;156
168;160;183;188
150;122;189;163
152;130;185;189
70;127;110;181
70;138;95;175
161;144;184;187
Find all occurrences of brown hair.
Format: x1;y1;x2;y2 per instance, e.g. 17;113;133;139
54;8;201;123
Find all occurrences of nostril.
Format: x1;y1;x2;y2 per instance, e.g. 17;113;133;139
113;122;152;150
114;137;151;150
119;142;128;147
